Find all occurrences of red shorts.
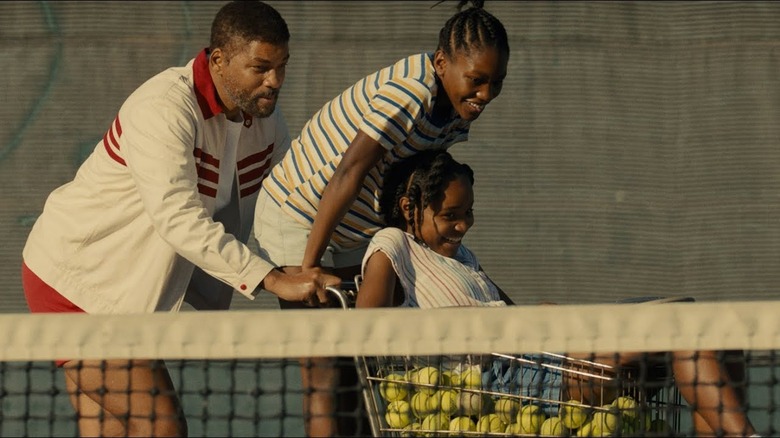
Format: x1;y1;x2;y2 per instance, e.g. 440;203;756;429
22;262;84;367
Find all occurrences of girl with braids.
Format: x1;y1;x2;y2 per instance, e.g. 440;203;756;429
358;150;759;437
253;1;509;436
358;149;513;308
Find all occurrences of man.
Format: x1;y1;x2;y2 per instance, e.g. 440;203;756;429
21;2;337;436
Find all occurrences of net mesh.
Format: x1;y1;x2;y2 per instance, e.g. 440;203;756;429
1;299;779;436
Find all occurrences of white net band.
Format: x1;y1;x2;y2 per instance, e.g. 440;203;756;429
2;299;778;361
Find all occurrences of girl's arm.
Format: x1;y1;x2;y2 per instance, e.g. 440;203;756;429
355;251;398;308
301;130;386;269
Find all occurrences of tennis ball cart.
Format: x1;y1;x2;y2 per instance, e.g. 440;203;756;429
327;283;684;437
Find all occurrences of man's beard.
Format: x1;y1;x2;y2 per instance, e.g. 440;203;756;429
224;81;278;119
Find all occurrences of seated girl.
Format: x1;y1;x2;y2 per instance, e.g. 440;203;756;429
355;149;757;437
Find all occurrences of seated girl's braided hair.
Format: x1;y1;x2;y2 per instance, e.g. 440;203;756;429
380;150;475;233
436;0;509;57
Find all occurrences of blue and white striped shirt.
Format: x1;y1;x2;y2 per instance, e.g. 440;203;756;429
262;53;471;248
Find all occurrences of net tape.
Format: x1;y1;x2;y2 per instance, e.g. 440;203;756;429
1;299;778;362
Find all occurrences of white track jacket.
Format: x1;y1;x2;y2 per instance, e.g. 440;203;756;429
22;49;288;314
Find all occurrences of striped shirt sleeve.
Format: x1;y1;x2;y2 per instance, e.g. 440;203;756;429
359;78;430;150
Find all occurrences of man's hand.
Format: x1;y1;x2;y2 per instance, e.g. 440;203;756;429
262;268;341;306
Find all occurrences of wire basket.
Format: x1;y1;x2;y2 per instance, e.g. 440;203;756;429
326;285;683;437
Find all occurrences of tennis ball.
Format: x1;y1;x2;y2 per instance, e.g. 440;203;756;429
494;396;521;425
575;419;598;437
559;400;589;429
576;419;614;437
380;373;409;402
410;391;434;419
476;413;506;433
420;413;450;432
459;365;482;388
436;389;459;416
385;400;412;429
447;371;462;387
612;395;639;419
440;370;455;387
449;416;477;432
457;390;493;416
505;421;522;435
540;416;566;436
591;409;618;434
400;422;421;437
517;404;546;435
412;366;440;394
426;390;442;413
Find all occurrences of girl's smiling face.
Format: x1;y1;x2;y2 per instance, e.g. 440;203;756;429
404;174;475;258
434;46;508;122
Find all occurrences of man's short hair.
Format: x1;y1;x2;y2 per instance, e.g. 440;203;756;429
210;1;290;55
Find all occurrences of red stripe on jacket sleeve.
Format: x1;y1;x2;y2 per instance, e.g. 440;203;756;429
102;132;126;166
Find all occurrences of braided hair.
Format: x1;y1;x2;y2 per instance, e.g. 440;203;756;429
380;150;475;237
436;0;509;57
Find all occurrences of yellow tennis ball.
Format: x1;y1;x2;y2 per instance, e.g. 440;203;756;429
494;396;521;425
385;400;412;429
559;400;589;430
448;371;462;387
420;413;450;432
612;395;639;419
517;404;546;435
540;416;566;436
410;391;433;419
380;373;409;402
449;416;477;432
505;421;522;435
412;366;440;394
436;389;459;416
591;410;618;434
427;390;442;413
476;413;506;433
400;422;421;437
440;370;454;387
459;365;482;388
575;419;597;437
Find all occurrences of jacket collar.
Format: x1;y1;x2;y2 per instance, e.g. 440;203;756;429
193;48;222;120
192;48;255;126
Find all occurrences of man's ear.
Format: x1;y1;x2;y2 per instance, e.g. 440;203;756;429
210;48;225;74
399;196;412;221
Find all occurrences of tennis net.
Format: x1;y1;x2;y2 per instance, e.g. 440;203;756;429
1;298;779;436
